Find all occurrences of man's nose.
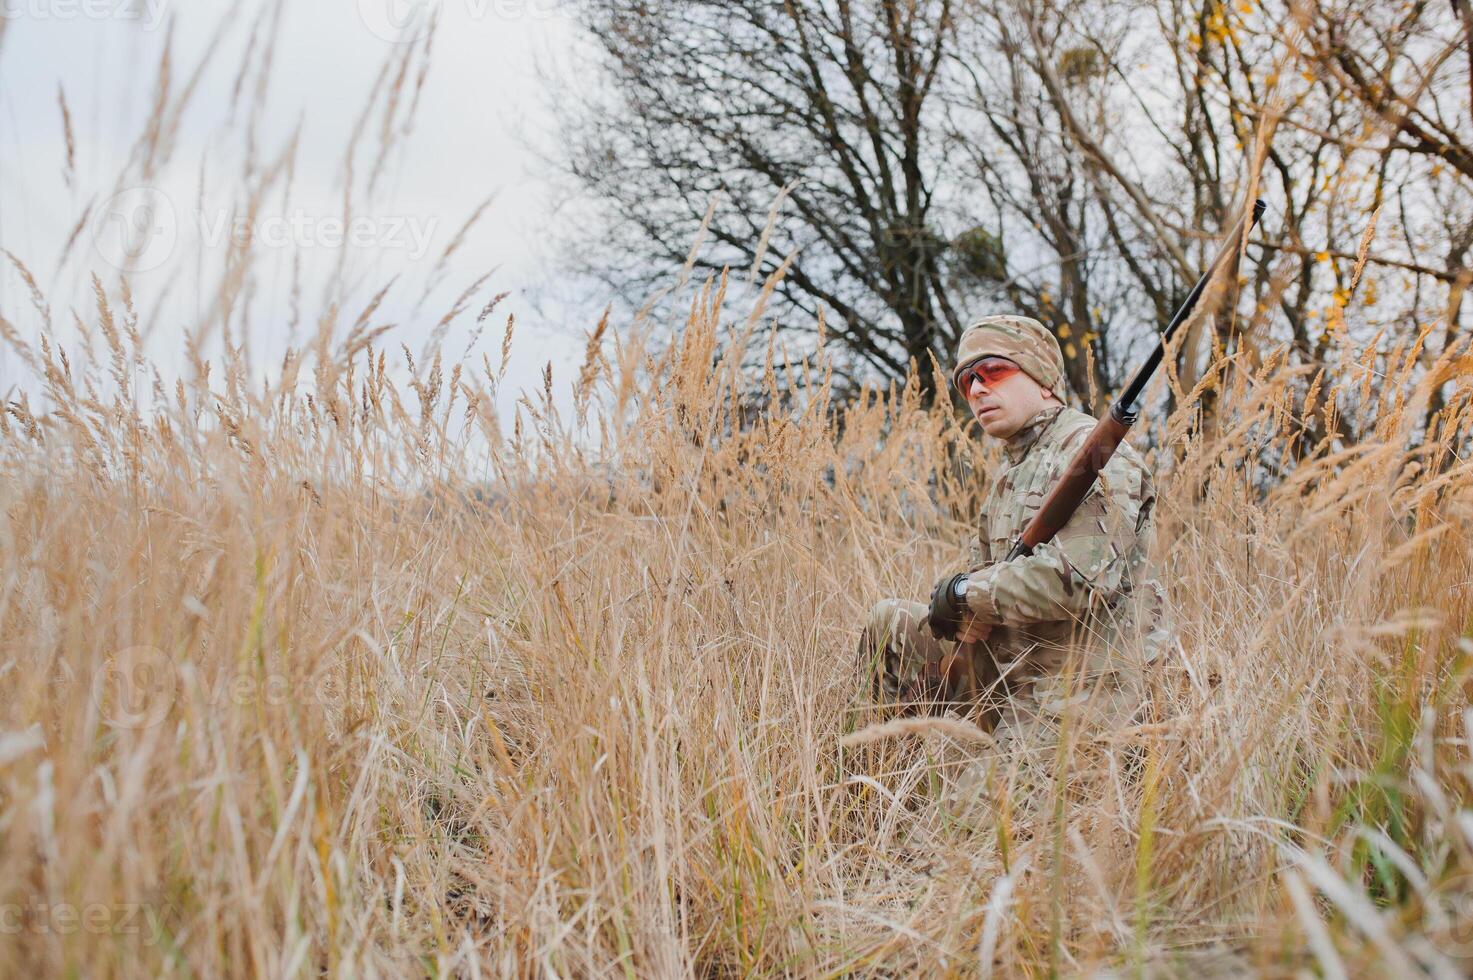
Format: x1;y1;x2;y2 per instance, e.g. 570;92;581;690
967;376;987;398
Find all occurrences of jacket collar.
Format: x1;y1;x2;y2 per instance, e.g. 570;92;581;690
1001;403;1066;465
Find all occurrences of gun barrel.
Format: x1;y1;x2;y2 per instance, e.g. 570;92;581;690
1115;198;1266;416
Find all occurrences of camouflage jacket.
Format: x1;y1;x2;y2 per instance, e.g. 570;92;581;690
960;404;1168;673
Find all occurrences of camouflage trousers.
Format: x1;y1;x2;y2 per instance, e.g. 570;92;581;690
857;599;1149;819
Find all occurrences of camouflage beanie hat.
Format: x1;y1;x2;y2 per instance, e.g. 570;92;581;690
952;314;1066;393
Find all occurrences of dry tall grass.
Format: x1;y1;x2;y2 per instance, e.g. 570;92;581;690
2;248;1473;975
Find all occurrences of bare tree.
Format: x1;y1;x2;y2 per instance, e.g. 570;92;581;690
1294;0;1473;380
554;0;970;401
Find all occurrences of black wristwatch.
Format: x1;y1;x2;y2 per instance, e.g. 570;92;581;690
928;572;971;641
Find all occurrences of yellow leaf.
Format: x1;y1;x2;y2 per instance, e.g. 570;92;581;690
1064;343;1077;359
1314;251;1330;263
1057;323;1072;339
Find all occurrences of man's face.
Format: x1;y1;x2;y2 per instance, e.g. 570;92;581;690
959;358;1055;438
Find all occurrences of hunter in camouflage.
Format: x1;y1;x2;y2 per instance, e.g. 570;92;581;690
859;314;1170;766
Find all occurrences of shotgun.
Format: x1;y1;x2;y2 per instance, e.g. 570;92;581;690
936;199;1267;687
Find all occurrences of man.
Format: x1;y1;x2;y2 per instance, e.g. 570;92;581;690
859;314;1168;757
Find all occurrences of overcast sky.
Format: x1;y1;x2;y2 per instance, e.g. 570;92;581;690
0;0;594;421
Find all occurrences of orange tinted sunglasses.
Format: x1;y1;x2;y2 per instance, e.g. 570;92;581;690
955;356;1022;395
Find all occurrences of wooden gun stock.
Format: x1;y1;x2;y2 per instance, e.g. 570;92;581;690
1011;408;1133;557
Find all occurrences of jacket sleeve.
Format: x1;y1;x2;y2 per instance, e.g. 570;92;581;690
961;452;1149;629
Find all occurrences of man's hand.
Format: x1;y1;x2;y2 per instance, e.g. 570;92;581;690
930;573;997;643
927;572;971;640
958;617;992;644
